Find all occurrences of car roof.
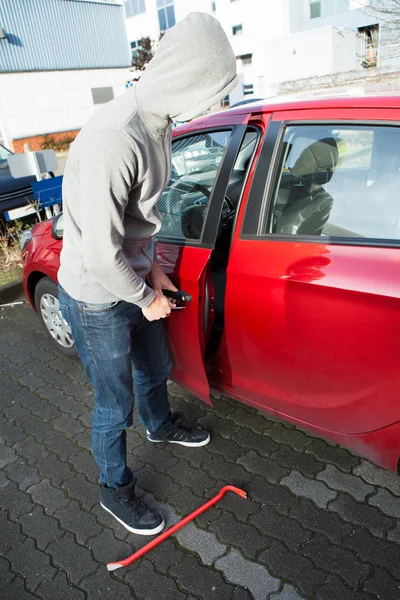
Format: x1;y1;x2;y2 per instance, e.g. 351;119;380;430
173;91;400;136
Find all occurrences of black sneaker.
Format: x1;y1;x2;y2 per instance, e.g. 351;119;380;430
100;479;164;535
147;411;210;447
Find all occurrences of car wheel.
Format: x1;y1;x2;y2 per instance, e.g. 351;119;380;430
34;277;77;357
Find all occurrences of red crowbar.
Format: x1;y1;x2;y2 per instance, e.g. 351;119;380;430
107;485;247;571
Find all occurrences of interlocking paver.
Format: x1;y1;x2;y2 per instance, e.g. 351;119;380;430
1;481;35;519
55;500;102;545
170;552;235;598
137;464;180;501
209;510;269;559
259;540;326;597
127;558;188;600
44;433;82;460
0;419;26;444
369;488;400;519
2;302;400;600
306;439;360;472
234;427;279;456
353;460;400;496
343;526;400;580
36;571;86;600
237;450;290;483
67;449;97;482
281;470;337;508
19;505;63;550
227;406;272;434
202;452;252;486
35;453;75;486
290;498;352;545
0;508;27;555
145;538;185;573
7;536;56;592
317;464;375;502
302;533;371;587
13;435;47;465
329;492;394;538
0;439;17;467
249;505;311;551
5;458;42;492
3;403;32;424
362;567;400;600
81;568;135;600
47;532;98;585
2;573;39;600
271;584;306;600
30;399;61;422
267;423;314;452
28;479;69;515
87;527;132;564
0;470;9;487
249;475;299;515
62;473;99;511
316;574;373;600
216;549;280;600
52;414;86;437
175;520;226;565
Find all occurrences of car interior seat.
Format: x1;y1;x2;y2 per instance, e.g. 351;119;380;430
275;137;339;236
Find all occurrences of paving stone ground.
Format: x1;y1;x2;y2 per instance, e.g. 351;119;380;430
1;301;400;600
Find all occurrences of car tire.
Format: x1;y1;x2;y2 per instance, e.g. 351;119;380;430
34;276;77;358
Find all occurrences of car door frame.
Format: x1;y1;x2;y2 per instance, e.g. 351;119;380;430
156;117;250;403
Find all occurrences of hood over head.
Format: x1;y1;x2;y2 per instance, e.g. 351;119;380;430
135;12;238;133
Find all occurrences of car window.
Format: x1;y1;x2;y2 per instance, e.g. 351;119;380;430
0;144;12;167
264;124;400;242
157;131;231;241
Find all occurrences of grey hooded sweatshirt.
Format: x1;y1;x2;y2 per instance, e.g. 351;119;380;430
58;12;238;308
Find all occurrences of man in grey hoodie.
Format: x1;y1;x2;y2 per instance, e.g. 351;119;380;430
58;13;237;534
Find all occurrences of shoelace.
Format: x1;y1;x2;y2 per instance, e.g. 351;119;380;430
171;411;200;433
113;490;149;517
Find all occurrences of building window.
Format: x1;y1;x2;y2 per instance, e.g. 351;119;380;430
124;0;146;19
221;95;230;107
309;0;321;19
232;24;243;36
91;87;114;105
157;0;176;32
243;84;254;96
359;24;379;68
130;39;142;51
211;1;216;11
238;53;252;65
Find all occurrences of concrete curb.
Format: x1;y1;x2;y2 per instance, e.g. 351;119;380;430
0;279;23;305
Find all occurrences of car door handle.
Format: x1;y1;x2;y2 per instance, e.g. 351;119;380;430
162;289;192;303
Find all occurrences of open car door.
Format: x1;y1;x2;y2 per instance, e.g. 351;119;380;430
155;117;249;403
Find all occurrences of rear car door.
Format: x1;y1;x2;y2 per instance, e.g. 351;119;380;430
156;117;249;402
224;106;400;438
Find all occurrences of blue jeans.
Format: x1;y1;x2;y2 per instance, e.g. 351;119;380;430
58;287;172;488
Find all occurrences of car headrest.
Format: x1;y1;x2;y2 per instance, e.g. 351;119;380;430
287;137;339;178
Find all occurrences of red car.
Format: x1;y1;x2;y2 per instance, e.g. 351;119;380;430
22;94;400;472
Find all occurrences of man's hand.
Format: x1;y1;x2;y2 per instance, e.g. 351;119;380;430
142;291;172;321
149;261;178;295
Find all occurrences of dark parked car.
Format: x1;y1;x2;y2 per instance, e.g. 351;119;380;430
21;93;400;472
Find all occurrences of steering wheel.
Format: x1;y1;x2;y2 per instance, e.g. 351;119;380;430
161;178;235;239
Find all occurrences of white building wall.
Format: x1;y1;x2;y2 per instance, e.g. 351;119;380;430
263;26;357;94
124;0;290;104
0;68;131;143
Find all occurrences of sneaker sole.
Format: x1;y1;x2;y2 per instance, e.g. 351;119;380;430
100;502;165;535
146;432;211;447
